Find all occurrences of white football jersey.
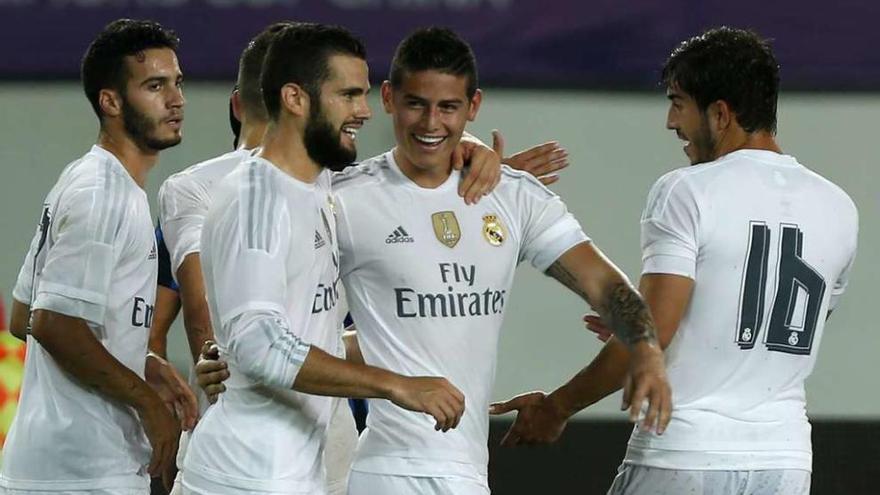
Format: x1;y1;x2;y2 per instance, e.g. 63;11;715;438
626;149;858;471
182;158;343;494
334;151;588;480
158;147;254;486
2;145;156;492
158;147;254;276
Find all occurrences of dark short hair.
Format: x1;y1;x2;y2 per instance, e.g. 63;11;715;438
662;27;780;134
261;23;367;121
81;19;179;119
389;27;478;99
237;22;294;122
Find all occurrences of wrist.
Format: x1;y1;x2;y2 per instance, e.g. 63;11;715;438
546;387;577;419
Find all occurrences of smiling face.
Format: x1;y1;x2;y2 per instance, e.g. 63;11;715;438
303;54;372;172
383;69;481;182
118;47;185;151
666;82;718;165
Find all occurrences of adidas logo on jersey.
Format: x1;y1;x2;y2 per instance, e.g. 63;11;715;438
386;226;414;244
315;230;326;249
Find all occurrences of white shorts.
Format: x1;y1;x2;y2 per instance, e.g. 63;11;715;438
324;398;358;495
348;471;489;495
0;489;146;495
173;398;356;495
607;464;811;495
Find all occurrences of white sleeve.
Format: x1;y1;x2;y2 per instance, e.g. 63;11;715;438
12;209;45;305
225;309;311;389
207;179;313;388
515;173;590;272
31;182;124;325
640;171;701;279
158;177;208;275
829;207;859;312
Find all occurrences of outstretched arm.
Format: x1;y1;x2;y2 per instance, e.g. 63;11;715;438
490;243;674;444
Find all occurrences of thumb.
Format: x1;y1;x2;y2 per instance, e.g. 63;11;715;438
452;144;465;170
492;129;505;159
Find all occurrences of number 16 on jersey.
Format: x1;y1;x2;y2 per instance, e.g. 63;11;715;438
736;222;827;355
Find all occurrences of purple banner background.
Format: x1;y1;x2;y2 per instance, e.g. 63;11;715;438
3;0;879;89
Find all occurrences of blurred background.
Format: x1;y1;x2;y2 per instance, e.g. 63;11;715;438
1;0;878;492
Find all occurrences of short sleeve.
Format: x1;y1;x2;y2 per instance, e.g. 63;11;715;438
12;207;47;305
158;178;209;275
31;180;126;324
515;171;590;272
829;204;859;311
640;171;701;279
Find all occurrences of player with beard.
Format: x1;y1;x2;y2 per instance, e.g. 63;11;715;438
1;19;197;494
491;28;858;495
180;23;466;495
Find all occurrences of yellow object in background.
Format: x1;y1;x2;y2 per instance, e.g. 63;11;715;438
0;296;26;452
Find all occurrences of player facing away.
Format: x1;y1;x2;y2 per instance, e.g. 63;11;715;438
180;23;466;495
1;19;197;495
328;28;671;495
491;27;859;495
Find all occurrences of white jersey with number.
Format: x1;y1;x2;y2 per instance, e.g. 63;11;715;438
626;149;858;471
333;151;588;481
158;148;254;276
1;145;156;492
182;158;343;494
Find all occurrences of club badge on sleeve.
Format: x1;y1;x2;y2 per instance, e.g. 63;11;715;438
431;211;460;248
482;214;505;246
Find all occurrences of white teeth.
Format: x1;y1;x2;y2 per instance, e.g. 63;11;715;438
414;134;444;145
342;127;358;139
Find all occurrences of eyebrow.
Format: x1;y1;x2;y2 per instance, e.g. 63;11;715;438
339;86;368;96
139;73;183;87
403;94;465;105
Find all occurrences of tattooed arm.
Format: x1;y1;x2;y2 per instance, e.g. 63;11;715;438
489;242;672;444
543;247;656;347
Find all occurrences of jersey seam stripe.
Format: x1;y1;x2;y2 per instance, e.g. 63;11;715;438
247;162;257;249
98;161;114;244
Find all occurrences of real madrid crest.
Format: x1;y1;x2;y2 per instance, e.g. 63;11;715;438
431;211;461;248
482;214;505;246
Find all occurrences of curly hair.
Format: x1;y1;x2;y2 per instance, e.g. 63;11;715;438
662;27;780;134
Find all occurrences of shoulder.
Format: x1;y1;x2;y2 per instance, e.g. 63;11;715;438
59;151;138;208
494;164;560;201
161;149;250;197
640;164;712;221
797;163;858;218
332;153;390;192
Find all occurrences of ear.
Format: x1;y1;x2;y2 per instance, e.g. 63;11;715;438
467;88;483;122
280;83;308;117
231;90;242;121
380;80;394;114
709;99;733;132
98;88;123;118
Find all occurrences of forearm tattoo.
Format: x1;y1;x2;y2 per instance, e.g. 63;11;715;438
545;261;592;304
604;283;657;347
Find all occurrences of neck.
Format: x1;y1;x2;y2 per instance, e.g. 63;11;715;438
96;128;158;189
392;147;452;189
715;127;782;159
237;117;268;151
259;120;322;183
